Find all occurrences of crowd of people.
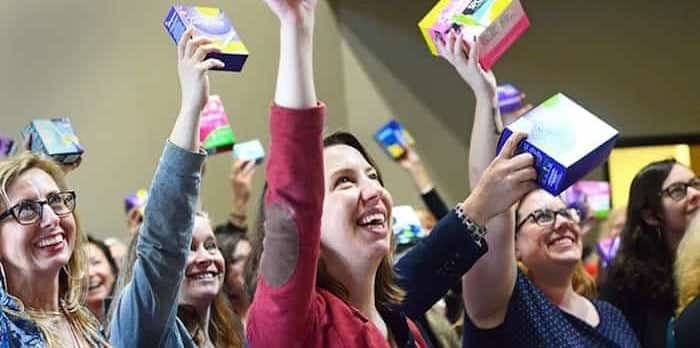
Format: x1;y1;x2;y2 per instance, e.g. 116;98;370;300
0;0;698;347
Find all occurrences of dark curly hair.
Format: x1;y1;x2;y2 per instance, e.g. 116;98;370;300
603;159;678;314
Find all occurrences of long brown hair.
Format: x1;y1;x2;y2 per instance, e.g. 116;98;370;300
605;159;678;314
0;152;108;347
177;291;243;347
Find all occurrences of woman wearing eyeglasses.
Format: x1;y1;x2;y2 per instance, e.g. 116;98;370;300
601;159;700;348
435;30;639;346
0;156;109;346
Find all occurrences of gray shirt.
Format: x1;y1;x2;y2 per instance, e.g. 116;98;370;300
110;142;205;347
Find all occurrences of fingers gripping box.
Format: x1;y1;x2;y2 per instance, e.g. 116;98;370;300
164;5;248;72
199;95;236;155
22;118;84;165
233;139;266;165
419;0;530;70
374;119;415;160
496;94;619;196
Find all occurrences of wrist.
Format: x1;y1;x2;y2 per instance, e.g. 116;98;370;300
460;195;488;227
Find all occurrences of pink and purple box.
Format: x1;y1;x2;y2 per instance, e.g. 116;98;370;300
419;0;530;70
21;118;84;165
0;135;14;159
497;84;523;114
497;93;619;196
199;95;236;155
163;5;248;72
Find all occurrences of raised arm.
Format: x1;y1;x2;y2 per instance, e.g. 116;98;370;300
397;146;449;219
246;1;324;347
109;28;220;346
438;30;535;329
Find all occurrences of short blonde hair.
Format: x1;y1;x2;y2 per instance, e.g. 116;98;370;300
675;214;700;315
0;152;107;347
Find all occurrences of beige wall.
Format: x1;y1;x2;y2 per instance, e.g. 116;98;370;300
1;1;699;240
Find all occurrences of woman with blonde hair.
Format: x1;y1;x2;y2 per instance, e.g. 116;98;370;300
0;153;108;346
671;214;700;347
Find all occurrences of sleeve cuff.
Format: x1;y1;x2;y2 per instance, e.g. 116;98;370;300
162;141;207;177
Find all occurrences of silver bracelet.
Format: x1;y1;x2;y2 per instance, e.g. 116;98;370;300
455;203;488;246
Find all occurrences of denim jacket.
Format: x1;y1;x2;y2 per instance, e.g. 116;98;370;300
110;142;205;347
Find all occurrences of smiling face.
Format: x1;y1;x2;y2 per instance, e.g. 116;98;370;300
84;242;116;306
320;144;393;267
516;190;583;273
179;216;225;309
658;164;700;252
0;168;76;286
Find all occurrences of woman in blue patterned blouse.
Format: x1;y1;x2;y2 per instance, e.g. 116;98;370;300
0;154;108;347
435;29;640;347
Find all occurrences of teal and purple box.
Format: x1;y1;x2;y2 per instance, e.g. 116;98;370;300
163;5;248;72
22;118;84;165
497;93;619;196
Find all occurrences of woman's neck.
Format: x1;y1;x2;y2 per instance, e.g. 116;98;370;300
195;303;213;345
6;266;60;311
87;300;105;322
529;264;576;307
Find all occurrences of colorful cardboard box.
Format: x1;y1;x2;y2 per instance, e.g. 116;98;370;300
0;135;14;159
233;139;265;165
562;180;611;219
496;93;619;196
199;95;236;155
124;189;149;216
164;5;248;72
392;205;426;246
22;118;84;165
497;83;523;114
374;119;415;160
419;0;530;70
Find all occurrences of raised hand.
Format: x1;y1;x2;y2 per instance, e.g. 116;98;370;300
462;132;537;225
262;0;318;27
177;27;224;117
230;160;256;205
437;30;496;99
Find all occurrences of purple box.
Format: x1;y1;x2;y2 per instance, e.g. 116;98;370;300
0;135;14;159
497;84;523;114
163;6;249;72
497;93;619;196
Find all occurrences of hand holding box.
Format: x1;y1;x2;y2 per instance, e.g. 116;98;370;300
374;119;415;160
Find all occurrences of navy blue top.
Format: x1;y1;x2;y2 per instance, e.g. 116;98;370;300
463;272;640;348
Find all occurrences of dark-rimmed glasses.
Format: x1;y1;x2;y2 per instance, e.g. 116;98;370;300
516;208;580;231
660;178;700;201
0;191;76;225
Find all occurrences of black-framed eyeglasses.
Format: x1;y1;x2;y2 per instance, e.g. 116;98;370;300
516;207;581;231
0;191;76;225
660;178;700;201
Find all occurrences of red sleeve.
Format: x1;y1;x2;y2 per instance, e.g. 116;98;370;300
247;103;325;348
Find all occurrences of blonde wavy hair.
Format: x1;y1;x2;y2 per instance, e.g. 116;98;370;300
0;152;107;347
675;214;700;315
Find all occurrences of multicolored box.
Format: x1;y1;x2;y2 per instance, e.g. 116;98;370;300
124;189;149;216
496;93;619;196
0;135;14;159
374;119;416;160
233;139;265;165
562;180;611;220
419;0;530;70
199;95;236;155
497;83;523;114
22;118;84;165
392;205;426;246
163;5;248;72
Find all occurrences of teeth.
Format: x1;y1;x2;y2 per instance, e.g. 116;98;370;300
359;213;385;225
36;234;64;248
191;272;217;280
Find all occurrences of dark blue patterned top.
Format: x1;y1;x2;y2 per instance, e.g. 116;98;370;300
463;272;640;347
0;288;44;347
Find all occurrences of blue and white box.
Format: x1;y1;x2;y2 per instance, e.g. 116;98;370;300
233;139;265;165
22;118;84;165
374;119;415;160
392;205;426;246
496;93;619;196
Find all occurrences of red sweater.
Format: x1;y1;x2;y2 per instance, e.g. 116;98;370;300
247;104;426;348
